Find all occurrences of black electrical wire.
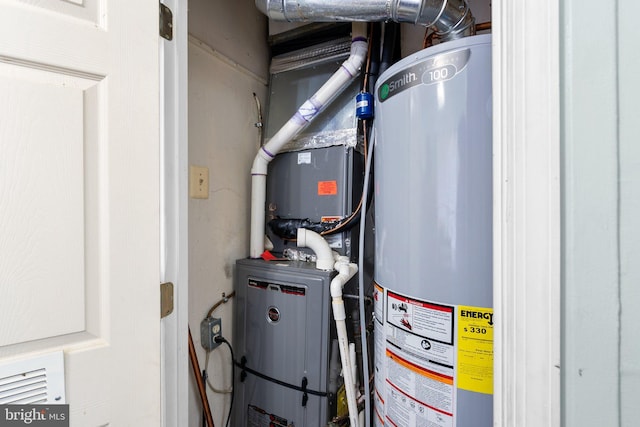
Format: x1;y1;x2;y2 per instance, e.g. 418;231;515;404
214;336;234;427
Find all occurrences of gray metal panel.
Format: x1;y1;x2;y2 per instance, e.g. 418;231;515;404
234;259;335;427
267;145;361;257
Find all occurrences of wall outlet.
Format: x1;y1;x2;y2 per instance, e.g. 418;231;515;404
189;165;209;199
200;317;222;351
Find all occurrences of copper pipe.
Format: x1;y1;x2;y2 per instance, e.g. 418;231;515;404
189;327;215;427
424;21;490;49
423;30;437;49
475;21;492;32
362;23;374;92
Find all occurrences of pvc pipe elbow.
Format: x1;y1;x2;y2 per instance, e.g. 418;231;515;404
251;150;270;175
330;262;358;298
297;228;334;270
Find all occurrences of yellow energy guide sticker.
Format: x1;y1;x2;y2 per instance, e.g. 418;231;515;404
457;305;493;394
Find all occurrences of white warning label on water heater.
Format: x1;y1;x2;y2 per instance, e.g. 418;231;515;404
384;291;455;427
387;291;453;344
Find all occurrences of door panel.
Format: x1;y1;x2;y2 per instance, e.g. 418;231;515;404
16;0;103;25
0;0;160;425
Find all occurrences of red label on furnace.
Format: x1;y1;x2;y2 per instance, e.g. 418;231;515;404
318;180;338;195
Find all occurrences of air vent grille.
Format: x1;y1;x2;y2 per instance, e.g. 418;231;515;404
0;368;48;404
0;351;65;404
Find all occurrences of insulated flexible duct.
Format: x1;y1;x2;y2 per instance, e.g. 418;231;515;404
255;0;475;41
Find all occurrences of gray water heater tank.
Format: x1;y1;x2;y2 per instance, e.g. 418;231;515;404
373;34;493;427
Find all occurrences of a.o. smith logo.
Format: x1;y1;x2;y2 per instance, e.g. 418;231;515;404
0;405;68;426
377;48;471;102
379;71;418;100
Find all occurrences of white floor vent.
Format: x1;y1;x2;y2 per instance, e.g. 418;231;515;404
0;351;66;404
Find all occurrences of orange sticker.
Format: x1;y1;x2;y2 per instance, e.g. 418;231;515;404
321;216;342;223
318;180;338;196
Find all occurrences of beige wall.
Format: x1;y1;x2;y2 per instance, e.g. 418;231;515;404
187;0;268;425
188;0;269;79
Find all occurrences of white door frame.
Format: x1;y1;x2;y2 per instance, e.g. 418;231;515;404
160;0;190;425
493;0;561;426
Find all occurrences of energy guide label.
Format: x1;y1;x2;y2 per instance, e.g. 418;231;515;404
457;305;494;394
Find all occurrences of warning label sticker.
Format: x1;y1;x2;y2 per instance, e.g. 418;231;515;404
374;283;384;325
457;305;494;394
374;386;385;426
247;405;290;427
383;291;455;427
317;180;338;195
387;291;454;344
297;151;311;165
385;349;454;427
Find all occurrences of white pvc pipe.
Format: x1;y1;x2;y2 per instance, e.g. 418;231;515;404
331;258;359;427
349;342;358;387
296;228;335;270
249;23;368;258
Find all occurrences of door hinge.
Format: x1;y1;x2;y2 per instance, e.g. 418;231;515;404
159;3;173;41
161;282;174;318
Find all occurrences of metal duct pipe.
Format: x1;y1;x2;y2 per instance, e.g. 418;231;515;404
256;0;475;41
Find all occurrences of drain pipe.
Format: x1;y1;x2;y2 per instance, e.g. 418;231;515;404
330;256;360;427
296;230;361;426
255;0;475;42
249;23;368;258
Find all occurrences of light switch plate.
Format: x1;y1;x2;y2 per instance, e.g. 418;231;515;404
189;165;209;199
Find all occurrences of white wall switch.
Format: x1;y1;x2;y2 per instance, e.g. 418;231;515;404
189;165;209;199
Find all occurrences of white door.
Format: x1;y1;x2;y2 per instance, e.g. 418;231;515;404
0;0;161;425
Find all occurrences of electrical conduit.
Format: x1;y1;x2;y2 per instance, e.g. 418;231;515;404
249;23;368;258
357;127;375;427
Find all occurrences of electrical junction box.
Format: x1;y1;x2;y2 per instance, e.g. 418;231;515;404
233;258;337;427
200;317;222;351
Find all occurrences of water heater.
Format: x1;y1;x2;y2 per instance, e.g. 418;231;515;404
373;35;493;426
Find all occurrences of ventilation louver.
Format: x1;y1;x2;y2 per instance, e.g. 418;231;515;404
0;368;49;404
0;351;66;404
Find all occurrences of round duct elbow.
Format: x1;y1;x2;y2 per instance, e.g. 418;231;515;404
255;0;476;41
